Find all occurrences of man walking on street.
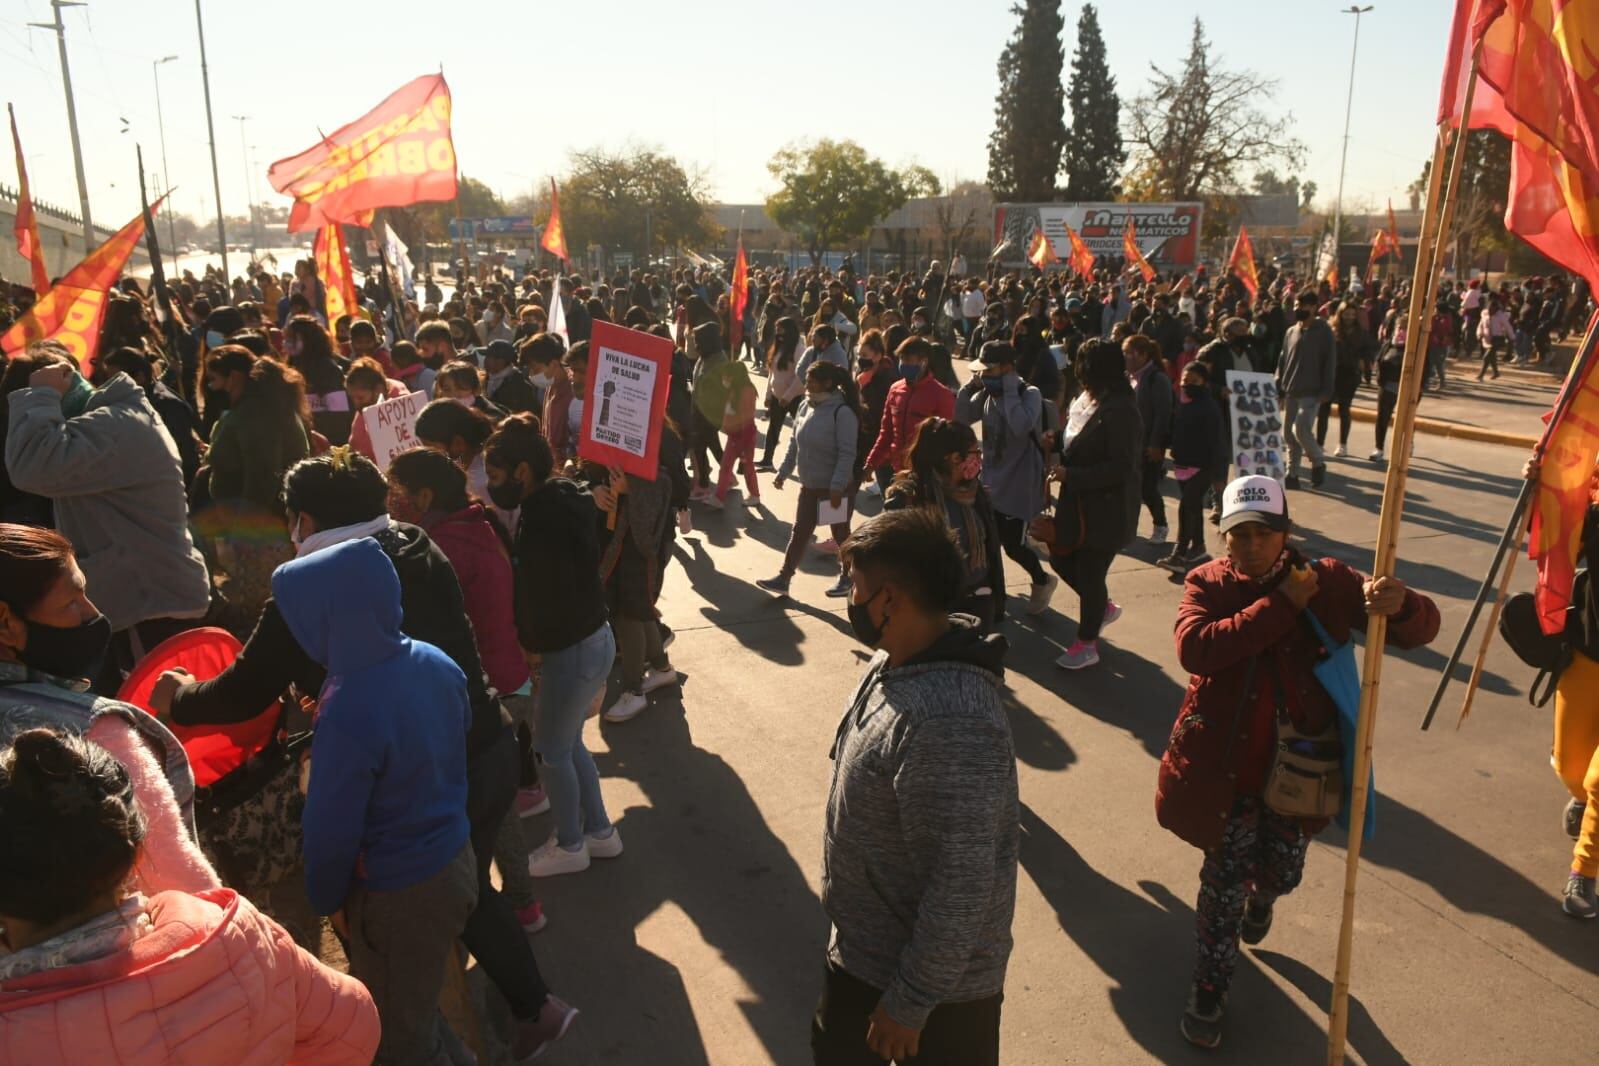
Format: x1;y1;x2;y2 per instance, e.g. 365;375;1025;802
1277;289;1334;490
812;508;1019;1066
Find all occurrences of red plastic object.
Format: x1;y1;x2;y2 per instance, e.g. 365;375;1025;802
118;627;279;788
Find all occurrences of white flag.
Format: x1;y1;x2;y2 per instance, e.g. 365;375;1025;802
548;275;567;341
383;223;416;298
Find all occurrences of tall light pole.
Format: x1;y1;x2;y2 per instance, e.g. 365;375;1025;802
231;115;256;252
27;0;93;245
194;0;228;278
1330;5;1373;285
152;54;179;275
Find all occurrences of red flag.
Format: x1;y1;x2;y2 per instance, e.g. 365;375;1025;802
1227;227;1259;301
1027;227;1058;269
314;223;359;327
1385;199;1402;258
9;105;50;295
1065;224;1096;280
0;205;151;375
729;238;749;355
1123;218;1156;282
268;74;457;233
541;178;568;263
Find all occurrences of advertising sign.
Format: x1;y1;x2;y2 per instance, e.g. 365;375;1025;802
993;202;1204;271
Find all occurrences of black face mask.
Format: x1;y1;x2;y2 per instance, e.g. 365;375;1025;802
487;477;526;512
19;613;111;680
847;587;886;647
1295;307;1314;321
1183;383;1207;399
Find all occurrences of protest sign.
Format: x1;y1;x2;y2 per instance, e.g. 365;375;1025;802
1225;370;1286;483
579;320;674;479
360;390;428;468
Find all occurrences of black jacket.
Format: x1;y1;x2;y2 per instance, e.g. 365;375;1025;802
171;523;510;755
489;369;541;416
146;380;203;490
512;478;609;653
1170;390;1226;476
1055;388;1142;552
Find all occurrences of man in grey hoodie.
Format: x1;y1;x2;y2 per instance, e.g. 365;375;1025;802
1276;288;1336;489
814;508;1018;1065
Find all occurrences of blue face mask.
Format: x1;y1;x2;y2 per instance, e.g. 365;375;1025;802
205;330;227;350
899;364;922;384
982;376;1006;396
60;372;95;418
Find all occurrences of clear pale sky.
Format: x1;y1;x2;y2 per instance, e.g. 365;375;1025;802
4;0;1453;229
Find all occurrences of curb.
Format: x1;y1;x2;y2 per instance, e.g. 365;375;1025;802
1347;405;1539;449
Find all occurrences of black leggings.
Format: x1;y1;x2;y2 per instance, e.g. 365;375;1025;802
1176;474;1211;556
690;408;724;487
1049;547;1115;641
1374;387;1400;450
1316;398;1354;447
1140;459;1167;529
761;396;800;466
994;511;1048;584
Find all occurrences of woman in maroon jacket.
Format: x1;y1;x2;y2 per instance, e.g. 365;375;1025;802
1157;475;1440;1049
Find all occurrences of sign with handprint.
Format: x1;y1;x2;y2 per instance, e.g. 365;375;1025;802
579;320;674;479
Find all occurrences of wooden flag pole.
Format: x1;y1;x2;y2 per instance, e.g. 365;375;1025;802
1327;52;1479;1066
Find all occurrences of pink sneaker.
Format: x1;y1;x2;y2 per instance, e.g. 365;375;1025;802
515;785;550;819
514;995;579;1060
815;537;840;554
1054;639;1100;671
516;900;548;934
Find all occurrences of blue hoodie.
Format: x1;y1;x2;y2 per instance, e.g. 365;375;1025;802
273;538;471;915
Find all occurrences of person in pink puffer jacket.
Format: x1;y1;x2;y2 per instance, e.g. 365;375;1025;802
0;729;379;1066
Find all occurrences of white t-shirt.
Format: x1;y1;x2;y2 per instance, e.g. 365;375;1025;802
961;289;987;318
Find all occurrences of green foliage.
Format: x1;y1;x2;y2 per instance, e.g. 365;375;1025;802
417;176;503;240
986;0;1067;201
558;146;712;257
766;139;939;264
1062;3;1123;200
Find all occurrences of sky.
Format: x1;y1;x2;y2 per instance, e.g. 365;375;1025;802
3;0;1455;231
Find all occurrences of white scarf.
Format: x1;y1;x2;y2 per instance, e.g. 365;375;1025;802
293;515;392;559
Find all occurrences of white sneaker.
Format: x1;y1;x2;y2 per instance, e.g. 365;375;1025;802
1101;601;1123;630
698;493;725;511
641;667;678;694
1334;445;1350;458
1368;448;1385;462
528;836;591;877
689;486;713;503
586;826;624;859
862;481;882;497
1026;573;1058;615
603;690;649;723
1149;525;1169;545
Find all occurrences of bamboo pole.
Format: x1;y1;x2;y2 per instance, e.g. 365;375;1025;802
1457;497;1533;727
1326;53;1479;1066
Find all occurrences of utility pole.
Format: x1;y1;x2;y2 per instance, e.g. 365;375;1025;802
153;54;179;276
194;0;228;278
1331;5;1374;285
232;115;256;252
28;0;93;245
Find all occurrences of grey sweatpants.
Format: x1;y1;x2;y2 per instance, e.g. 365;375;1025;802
345;843;479;1066
1283;395;1326;474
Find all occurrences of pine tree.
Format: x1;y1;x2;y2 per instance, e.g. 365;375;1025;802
1062;3;1124;200
986;0;1067;202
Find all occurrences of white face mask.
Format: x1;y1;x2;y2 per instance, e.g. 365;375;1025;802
289;514;304;549
531;371;554;389
451;395;474;408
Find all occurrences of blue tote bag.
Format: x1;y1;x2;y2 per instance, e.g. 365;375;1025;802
1304;609;1375;842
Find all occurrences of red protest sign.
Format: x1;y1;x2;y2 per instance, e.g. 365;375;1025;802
579;320;674;479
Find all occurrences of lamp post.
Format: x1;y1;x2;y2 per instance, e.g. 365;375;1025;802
27;0;93;245
194;0;227;278
1330;5;1374;285
152;54;179;274
231;115;256;253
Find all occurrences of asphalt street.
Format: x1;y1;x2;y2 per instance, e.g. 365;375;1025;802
491;380;1598;1065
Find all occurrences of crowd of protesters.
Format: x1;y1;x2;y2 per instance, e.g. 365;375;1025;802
0;236;1592;1061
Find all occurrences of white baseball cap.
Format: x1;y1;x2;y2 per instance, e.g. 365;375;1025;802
1219;475;1289;533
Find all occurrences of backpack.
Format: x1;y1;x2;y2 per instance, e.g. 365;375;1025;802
1499;572;1585;706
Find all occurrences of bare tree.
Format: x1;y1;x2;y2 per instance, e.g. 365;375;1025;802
931;180;993;262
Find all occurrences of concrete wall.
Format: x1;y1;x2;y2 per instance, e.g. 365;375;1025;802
0;185;146;288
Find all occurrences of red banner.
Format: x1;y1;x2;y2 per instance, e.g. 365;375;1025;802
0;206;149;375
541;178;568;262
578;321;674;480
1228;227;1259;301
1123;218;1156;281
9;105;49;295
729;239;749;355
314;223;359;326
268;74;457;234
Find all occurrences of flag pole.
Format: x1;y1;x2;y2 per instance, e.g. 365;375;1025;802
1456;499;1534;727
1326;52;1479;1066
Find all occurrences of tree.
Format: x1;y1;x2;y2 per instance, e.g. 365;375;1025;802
931;180;994;261
557;146;712;260
986;0;1067;201
1062;3;1123;200
1411;129;1511;275
1125;18;1305;224
417;176;503;240
1300;181;1318;210
766;139;939;265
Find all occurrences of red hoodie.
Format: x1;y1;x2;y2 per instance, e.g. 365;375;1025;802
421;504;530;694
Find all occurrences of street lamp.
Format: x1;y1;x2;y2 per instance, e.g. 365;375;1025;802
231;114;256;253
1330;5;1373;286
152;54;179;275
27;0;93;244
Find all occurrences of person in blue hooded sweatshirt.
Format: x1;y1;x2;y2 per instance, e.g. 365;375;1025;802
274;536;478;1066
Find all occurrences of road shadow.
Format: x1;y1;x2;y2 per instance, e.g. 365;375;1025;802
1019;805;1391;1064
1252;952;1407;1066
529;689;824;1066
676;538;810;665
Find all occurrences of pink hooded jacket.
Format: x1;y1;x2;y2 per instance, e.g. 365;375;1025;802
0;888;379;1065
421;503;529;694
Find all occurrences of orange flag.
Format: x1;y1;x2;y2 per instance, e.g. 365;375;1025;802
9;104;50;295
0;206;150;375
1027;227;1058;269
1227;226;1259;301
1385;199;1402;258
729;237;749;355
1439;0;1599;632
1123;218;1156;282
1065;224;1096;279
541;179;568;263
268;74;457;233
314;223;359;327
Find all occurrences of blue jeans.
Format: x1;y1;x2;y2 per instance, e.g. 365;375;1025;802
535;623;615;848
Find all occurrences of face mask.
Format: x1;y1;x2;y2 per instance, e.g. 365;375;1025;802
857;358;874;371
1295;307;1314;321
19;612;112;680
487;477;525;511
531;371;554;389
289;514;305;550
957;453;982;481
1183;384;1207;400
205;330;227;350
807;389;831;406
60;373;94;418
982;376;1006;395
387;493;424;525
452;395;475;408
899;364;922;384
847;587;886;647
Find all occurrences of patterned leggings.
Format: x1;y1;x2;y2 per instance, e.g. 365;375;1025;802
1193;795;1309;994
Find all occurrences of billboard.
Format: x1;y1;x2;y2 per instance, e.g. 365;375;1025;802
993;202;1203;272
447;216;537;239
